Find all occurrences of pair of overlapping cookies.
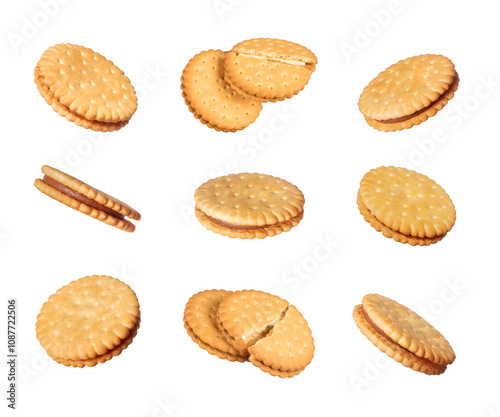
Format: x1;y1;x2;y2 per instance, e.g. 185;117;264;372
184;290;314;378
181;38;317;132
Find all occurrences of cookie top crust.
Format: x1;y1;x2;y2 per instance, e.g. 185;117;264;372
353;305;447;375
224;38;317;102
224;54;315;102
362;294;455;365
36;275;140;361
231;38;318;67
358;54;456;120
358;166;455;238
181;50;262;131
41;165;141;221
248;305;314;373
217;290;289;346
36;43;137;122
194;173;304;227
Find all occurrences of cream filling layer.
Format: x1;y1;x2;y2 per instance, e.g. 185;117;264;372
235;52;311;67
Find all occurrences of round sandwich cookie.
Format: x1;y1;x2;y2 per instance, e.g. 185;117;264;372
358;54;459;131
36;275;140;368
353;294;455;375
357;166;455;246
34;165;141;232
35;43;137;132
184;290;248;362
224;38;318;102
216;290;314;378
181;50;262;132
194;173;305;239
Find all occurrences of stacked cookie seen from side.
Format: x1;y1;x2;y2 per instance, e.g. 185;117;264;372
181;38;317;132
194;173;305;239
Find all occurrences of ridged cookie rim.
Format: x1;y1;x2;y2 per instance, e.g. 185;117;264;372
35;65;129;132
181;49;263;131
36;43;137;123
36;275;140;361
353;305;447;375
362;294;456;366
358;54;457;120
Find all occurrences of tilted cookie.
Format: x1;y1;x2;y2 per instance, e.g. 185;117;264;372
34;165;141;232
194;173;305;239
358;54;458;131
181;50;262;132
36;275;140;367
35;43;137;131
353;294;455;375
224;38;318;102
357;166;455;246
184;290;248;362
248;305;314;378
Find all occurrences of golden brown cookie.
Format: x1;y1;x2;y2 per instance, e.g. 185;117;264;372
35;43;137;131
248;305;314;378
194;173;305;239
357;166;455;245
216;290;289;355
47;319;140;368
34;165;141;232
184;289;314;378
224;38;318;102
36;275;140;367
184;290;248;362
181;50;262;132
358;54;458;131
353;294;455;375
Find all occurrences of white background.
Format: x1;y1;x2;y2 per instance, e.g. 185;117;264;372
1;0;499;416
